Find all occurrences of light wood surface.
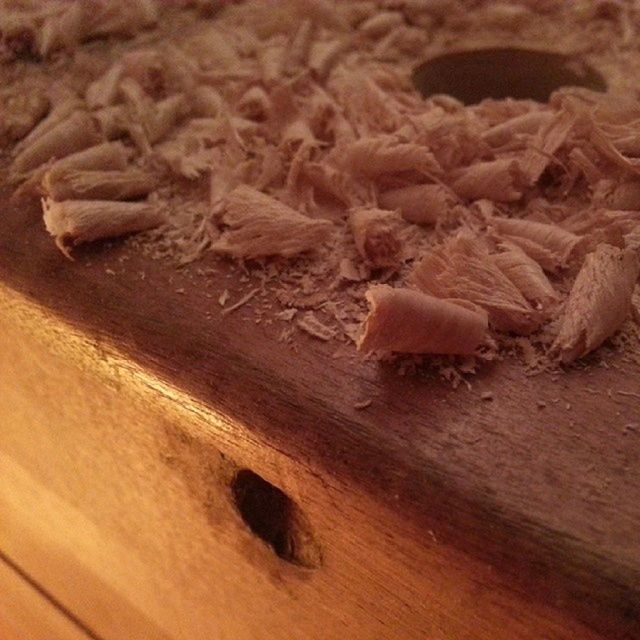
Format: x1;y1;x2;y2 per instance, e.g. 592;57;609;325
0;554;94;640
0;190;639;639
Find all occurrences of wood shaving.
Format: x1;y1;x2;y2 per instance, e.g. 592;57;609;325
412;231;542;335
339;135;442;179
43;168;156;201
349;207;402;269
1;0;639;379
493;241;560;311
11;111;101;176
617;390;640;399
492;217;584;273
379;183;458;226
221;288;260;316
42;198;164;258
358;285;488;356
297;312;336;341
452;158;524;203
551;244;639;363
211;185;334;259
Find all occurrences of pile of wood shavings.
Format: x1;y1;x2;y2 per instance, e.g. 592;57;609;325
3;0;640;382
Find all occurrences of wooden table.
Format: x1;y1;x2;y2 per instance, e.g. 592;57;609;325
1;188;639;639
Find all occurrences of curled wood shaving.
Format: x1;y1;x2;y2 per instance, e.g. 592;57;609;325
452;158;524;202
86;62;124;110
145;94;189;144
482;111;554;147
14;142;130;199
340;135;442;178
211;185;334;259
285;18;315;75
492;217;583;273
48;142;130;174
567;147;603;184
493;241;560;312
412;232;541;335
518;109;574;185
349;207;402;269
330;70;403;136
3;0;640;374
87;0;158;39
191;86;224;119
42;198;164;258
14;94;83;155
303;162;374;207
358;285;488;355
0;0;158;60
551;244;640;363
309;38;349;79
12;111;101;176
379;183;458;225
37;2;88;57
43;168;157;202
358;11;404;38
258;38;286;85
589;125;640;177
93;105;129;140
237;86;271;121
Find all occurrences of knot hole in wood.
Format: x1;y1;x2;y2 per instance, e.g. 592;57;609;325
412;48;607;104
231;469;322;569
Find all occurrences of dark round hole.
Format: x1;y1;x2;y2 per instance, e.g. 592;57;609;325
231;469;321;569
412;48;607;105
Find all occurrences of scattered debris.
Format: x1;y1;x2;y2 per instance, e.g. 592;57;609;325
221;288;260;316
1;0;640;385
617;389;640;400
297;311;335;341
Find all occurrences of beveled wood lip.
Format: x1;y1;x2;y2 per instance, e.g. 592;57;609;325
1;188;639;639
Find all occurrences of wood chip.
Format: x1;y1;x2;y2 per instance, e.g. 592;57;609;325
297;312;335;341
551;244;640;363
358;285;488;355
412;231;541;335
221;288;260;316
212;185;334;259
42;198;164;258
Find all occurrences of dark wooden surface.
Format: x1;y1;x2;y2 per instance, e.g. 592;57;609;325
1;186;639;639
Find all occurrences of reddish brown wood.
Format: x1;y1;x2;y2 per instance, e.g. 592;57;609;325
0;185;639;638
0;554;94;640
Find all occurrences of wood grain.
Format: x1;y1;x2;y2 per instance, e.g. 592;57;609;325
0;187;639;638
0;554;95;640
0;290;607;640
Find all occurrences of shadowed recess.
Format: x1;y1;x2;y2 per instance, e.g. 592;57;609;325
413;48;607;104
231;469;322;569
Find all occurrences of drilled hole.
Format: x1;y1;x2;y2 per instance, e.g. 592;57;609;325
231;469;322;569
412;48;607;105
